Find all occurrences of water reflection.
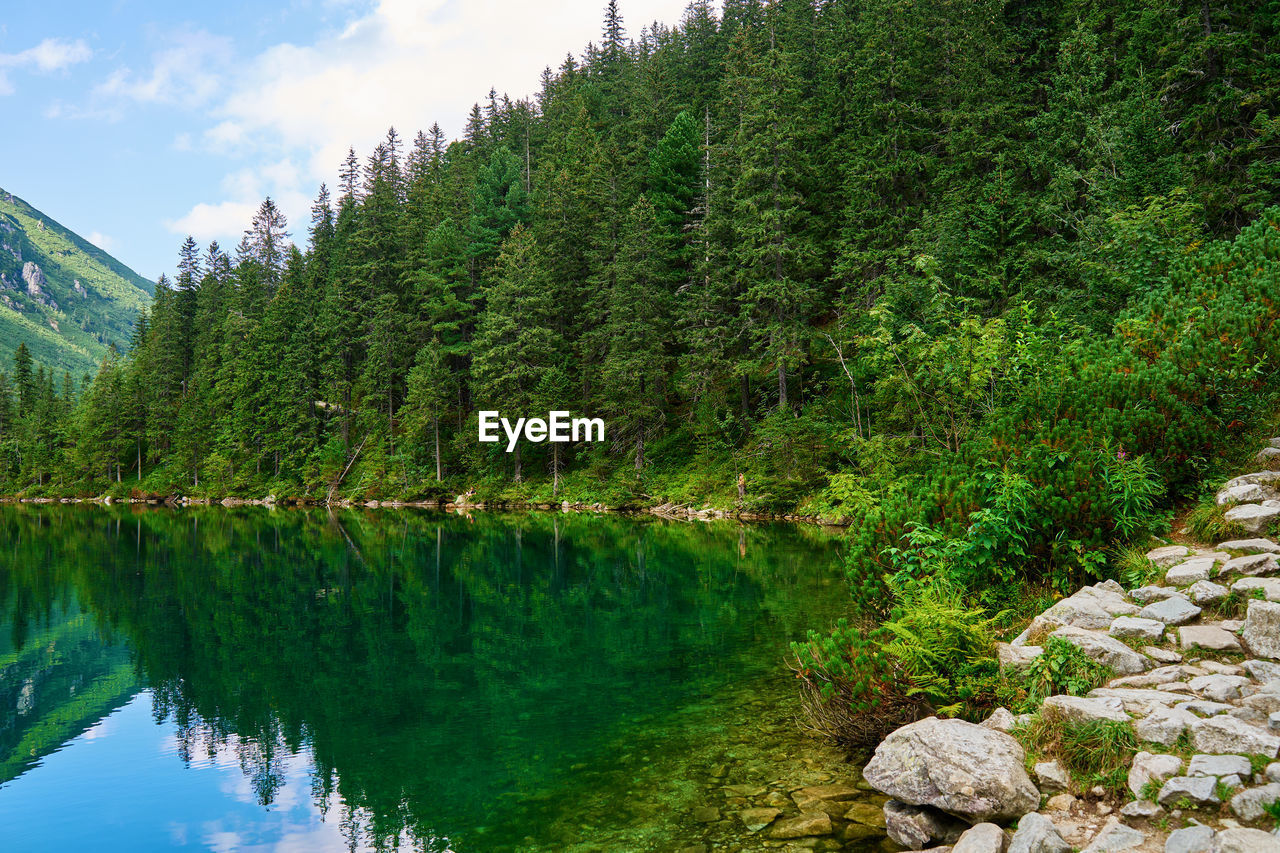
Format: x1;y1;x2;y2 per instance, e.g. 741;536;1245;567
0;505;845;851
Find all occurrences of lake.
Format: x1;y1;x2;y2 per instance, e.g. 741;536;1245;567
0;505;864;852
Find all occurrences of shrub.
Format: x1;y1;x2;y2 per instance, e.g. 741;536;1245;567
1018;637;1113;710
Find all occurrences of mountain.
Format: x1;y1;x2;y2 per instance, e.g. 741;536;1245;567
0;188;153;378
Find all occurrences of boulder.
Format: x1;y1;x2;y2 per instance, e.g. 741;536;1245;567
863;718;1040;823
1228;782;1280;821
1219;538;1280;554
1243;600;1280;660
1218;483;1267;505
1180;624;1243;653
1223;553;1280;577
1187;580;1230;606
1211;828;1280;853
1165;825;1214;853
768;811;832;839
1034;760;1070;793
1131;586;1179;604
1166;559;1216;586
1144;646;1183;664
1139;595;1202;625
1156;775;1220;807
952;823;1007;853
997;643;1043;673
1230;577;1280;601
1188;674;1252;702
1050;626;1150;675
981;707;1017;733
1224;504;1280;534
1187;754;1252;778
1259;447;1280;465
1118;800;1161;819
1136;705;1197;747
1109;616;1167;642
1006;813;1070;853
1191;715;1280;757
1128;752;1183;797
1042;694;1130;725
883;800;966;850
1246;659;1280;682
1147;545;1192;567
1079;817;1146;852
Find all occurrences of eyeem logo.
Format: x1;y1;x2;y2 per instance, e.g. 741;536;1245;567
478;411;605;453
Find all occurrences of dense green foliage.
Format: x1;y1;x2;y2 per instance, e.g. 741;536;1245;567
0;189;153;376
4;0;1279;516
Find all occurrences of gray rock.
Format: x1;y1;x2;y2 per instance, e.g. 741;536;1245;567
1219;484;1268;505
883;800;966;850
1180;624;1243;653
952;823;1007;853
738;807;781;832
1042;694;1130;724
1223;471;1280;490
1006;812;1070;853
1157;775;1221;807
1219;538;1280;555
1051;626;1151;675
1080;817;1146;852
1165;824;1214;853
1148;545;1193;568
1211;827;1280;852
863;718;1040;823
1034;760;1070;793
1168;558;1216;586
1188;674;1252;702
1191;715;1280;757
1176;699;1236;717
1110;616;1168;642
1230;577;1280;601
1140;595;1203;625
1268;762;1280;783
1187;754;1252;778
1224;553;1280;577
1259;447;1280;464
1187;580;1230;606
1228;782;1280;821
1225;504;1280;534
1119;800;1161;818
1132;586;1180;604
1136;706;1198;746
997;643;1043;673
1129;751;1184;797
981;707;1017;732
1145;646;1184;664
1243;600;1280;660
1245;660;1280;682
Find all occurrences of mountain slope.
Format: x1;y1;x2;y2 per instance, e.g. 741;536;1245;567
0;188;153;377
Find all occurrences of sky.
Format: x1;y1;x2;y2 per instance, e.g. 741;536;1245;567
0;0;695;282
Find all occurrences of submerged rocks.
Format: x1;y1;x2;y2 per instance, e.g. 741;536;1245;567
864;717;1040;824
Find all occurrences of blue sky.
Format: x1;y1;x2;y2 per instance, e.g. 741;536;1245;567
0;0;693;282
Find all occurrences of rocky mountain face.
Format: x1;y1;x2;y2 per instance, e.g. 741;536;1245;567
0;188;153;377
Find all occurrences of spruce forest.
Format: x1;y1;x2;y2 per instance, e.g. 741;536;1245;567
4;0;1280;592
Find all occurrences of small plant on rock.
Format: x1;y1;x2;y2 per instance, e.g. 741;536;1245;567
1018;637;1113;710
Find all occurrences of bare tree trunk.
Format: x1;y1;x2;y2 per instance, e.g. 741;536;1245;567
433;415;441;481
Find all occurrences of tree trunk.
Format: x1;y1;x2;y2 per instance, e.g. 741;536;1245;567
433;415;441;481
513;443;522;483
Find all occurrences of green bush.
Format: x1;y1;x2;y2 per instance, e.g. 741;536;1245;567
1017;637;1113;711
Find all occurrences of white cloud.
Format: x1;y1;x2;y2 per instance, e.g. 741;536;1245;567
88;231;116;251
0;37;92;95
166;200;258;242
94;29;230;106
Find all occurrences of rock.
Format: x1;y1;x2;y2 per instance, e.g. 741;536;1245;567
1219;484;1268;505
1119;800;1161;819
843;802;886;826
1140;595;1203;625
1051;626;1151;675
1007;812;1070;853
1180;625;1243;653
1148;545;1192;567
952;823;1007;853
1211;827;1280;852
794;783;860;804
768;811;832;839
1224;553;1280;577
1145;646;1184;664
1259;447;1280;465
998;644;1043;672
864;718;1040;823
883;800;966;850
1035;760;1070;793
1176;699;1236;717
1188;674;1252;702
1230;577;1280;601
738;807;782;832
1043;694;1131;725
1030;590;1135;637
1219;538;1280;555
1137;706;1198;746
1224;504;1280;534
1080;817;1146;852
1045;793;1075;811
1245;660;1280;682
691;805;721;822
982;707;1018;732
1110;617;1168;642
1187;580;1230;606
1167;559;1217;586
1187;754;1253;778
1165;824;1215;853
20;261;45;295
1243;600;1280;660
1191;715;1280;757
1129;752;1184;797
1132;586;1180;604
1157;775;1221;807
1228;782;1280;821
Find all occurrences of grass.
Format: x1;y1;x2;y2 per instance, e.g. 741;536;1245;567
1116;544;1164;589
1185;497;1247;543
1015;714;1138;796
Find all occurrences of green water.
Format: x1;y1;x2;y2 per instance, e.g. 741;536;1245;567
0;505;859;852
